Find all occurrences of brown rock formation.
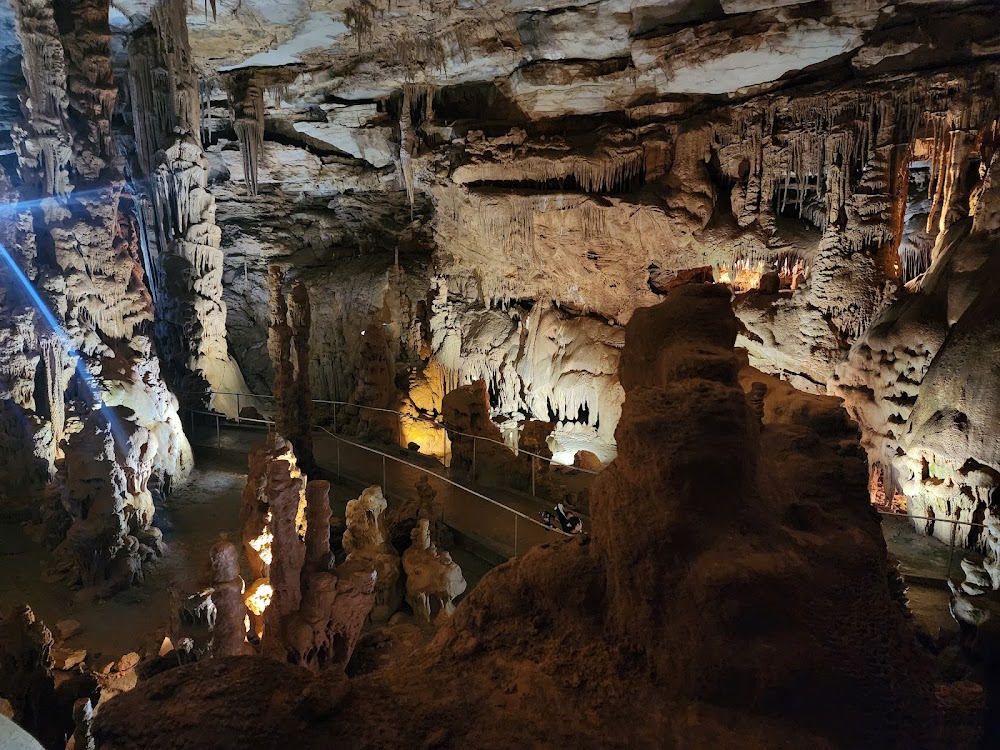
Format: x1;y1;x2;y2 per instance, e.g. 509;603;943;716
239;433;375;670
401;519;466;624
342;485;402;624
207;541;251;658
93;283;946;748
267;267;314;469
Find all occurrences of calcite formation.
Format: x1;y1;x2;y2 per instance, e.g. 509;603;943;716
0;0;192;591
401;519;466;624
112;0;997;497
834;149;1000;543
266;267;314;469
342;485;403;624
93;282;953;748
239;434;376;670
125;0;247;415
206;541;251;658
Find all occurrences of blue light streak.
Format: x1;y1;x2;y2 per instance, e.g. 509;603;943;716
0;189;145;453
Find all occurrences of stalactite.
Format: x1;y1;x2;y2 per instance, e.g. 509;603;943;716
227;71;265;196
399;86;416;217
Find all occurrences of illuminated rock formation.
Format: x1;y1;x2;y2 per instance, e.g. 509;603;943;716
401;519;466;624
207;541;251;658
834;149;1000;544
93;282;950;748
343;485;403;624
0;0;191;591
125;0;248;415
239;434;375;669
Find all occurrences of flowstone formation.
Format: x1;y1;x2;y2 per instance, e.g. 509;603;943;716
0;0;191;591
94;283;963;748
239;434;376;671
834;148;1000;544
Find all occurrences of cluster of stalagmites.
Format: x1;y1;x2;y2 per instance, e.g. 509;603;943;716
236;434;375;671
0;0;193;597
166;433;465;676
92;282;970;749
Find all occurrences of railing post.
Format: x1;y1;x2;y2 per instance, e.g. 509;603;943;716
382;454;387;493
337;439;341;479
236;393;241;424
472;437;477;480
215;413;221;449
442;428;447;468
947;518;958;580
333;402;337;434
531;455;536;496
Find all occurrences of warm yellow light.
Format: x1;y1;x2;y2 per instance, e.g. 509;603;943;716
249;511;274;566
245;579;274;616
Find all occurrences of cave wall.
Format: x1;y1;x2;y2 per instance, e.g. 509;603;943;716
141;0;1000;475
1;1;994;543
0;0;191;590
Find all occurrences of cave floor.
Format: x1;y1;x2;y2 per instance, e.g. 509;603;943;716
0;452;247;666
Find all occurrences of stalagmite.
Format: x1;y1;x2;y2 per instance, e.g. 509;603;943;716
208;541;251;657
238;435;375;669
402;519;466;624
343;486;403;623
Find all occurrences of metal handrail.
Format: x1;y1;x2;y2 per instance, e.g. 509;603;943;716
186;389;603;475
875;510;986;529
182;406;568;539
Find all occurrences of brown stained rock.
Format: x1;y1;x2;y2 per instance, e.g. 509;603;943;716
343;486;402;624
386;474;448;553
348;323;398;443
54;620;82;641
234;437;376;670
304;480;333;571
50;648;87;671
208;542;251;658
94;285;942;748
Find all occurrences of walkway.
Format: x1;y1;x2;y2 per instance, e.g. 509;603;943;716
185;404;971;639
186;414;572;562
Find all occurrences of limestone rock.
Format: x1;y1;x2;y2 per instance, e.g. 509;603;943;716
401;520;467;624
343;486;403;624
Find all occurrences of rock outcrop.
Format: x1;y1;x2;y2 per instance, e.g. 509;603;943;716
93;283;952;749
239;434;376;671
